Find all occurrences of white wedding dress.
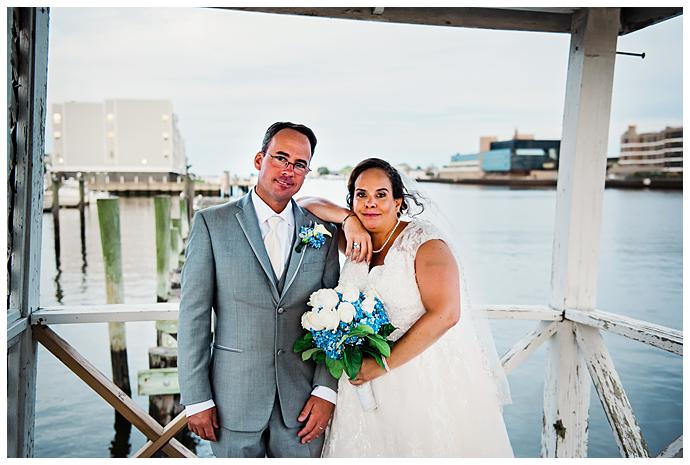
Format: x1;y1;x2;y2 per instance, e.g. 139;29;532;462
321;219;514;458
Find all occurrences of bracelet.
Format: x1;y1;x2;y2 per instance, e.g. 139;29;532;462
382;356;391;372
341;212;356;226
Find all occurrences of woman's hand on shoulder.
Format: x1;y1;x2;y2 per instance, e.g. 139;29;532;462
342;214;372;263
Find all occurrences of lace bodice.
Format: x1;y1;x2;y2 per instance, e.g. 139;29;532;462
338;219;446;341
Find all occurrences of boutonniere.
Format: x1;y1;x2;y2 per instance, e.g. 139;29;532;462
295;221;332;253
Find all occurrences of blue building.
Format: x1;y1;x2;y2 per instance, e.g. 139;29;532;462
481;139;561;173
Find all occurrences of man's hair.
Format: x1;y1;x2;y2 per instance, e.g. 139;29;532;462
260;122;317;157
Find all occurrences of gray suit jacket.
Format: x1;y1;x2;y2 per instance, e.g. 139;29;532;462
177;193;340;432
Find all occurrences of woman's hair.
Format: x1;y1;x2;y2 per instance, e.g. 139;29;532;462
346;158;424;217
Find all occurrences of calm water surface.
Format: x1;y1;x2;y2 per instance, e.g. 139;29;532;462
35;180;682;457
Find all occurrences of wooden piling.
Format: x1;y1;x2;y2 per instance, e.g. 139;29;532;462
154;195;171;303
51;174;61;258
171;219;181;270
147;346;184;429
178;198;189;240
77;172;86;219
96;197;132;431
183;174;194;226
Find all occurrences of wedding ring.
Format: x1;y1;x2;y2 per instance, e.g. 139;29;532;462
352;242;361;249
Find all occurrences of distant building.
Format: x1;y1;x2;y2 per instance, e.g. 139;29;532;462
437;153;483;180
50;99;187;180
479;136;497;152
395;163;433;180
439;133;560;181
485;139;560;173
610;125;682;177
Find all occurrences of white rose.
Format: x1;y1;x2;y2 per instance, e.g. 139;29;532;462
337;302;356;323
319;308;341;331
340;286;360;303
361;297;376;314
308;288;340;310
301;311;325;331
313;223;332;237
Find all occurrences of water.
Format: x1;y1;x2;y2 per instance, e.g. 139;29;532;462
35;180;682;457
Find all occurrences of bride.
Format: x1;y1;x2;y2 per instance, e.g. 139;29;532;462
298;158;514;457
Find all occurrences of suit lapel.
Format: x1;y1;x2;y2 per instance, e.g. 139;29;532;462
280;200;309;301
235;193;280;302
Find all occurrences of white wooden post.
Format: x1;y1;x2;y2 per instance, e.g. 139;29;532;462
6;7;50;458
542;7;620;458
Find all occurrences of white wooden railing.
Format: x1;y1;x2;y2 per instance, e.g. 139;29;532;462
31;301;682;458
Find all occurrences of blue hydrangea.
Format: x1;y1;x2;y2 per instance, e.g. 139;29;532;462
308;292;391;360
298;225;327;250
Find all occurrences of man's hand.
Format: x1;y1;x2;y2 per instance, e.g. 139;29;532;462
343;214;372;263
187;407;219;442
297;395;335;444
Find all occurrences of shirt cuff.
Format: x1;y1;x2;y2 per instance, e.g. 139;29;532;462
311;386;337;405
185;399;216;417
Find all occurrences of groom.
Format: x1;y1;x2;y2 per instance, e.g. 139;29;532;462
178;122;340;457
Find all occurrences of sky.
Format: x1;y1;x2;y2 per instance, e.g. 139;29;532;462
44;7;683;177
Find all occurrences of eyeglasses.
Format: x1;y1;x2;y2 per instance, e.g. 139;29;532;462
264;152;311;175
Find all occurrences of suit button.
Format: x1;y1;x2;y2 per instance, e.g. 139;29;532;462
277;349;285;355
277;307;285;314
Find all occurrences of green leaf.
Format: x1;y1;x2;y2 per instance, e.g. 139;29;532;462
325;357;344;379
366;334;391;357
337;324;375;347
363;346;386;370
301;347;321;361
348;324;375;338
313;351;326;363
379;323;396;339
293;332;313;352
343;346;363;380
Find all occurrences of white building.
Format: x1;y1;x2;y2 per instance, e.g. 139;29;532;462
50;99;186;177
611;125;683;176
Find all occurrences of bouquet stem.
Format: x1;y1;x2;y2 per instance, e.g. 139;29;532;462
354;382;378;411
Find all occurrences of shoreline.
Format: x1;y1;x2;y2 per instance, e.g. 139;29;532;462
417;177;682;190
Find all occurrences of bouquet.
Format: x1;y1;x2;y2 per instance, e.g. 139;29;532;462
293;285;396;411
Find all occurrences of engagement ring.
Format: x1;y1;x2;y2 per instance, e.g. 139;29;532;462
352;242;361;249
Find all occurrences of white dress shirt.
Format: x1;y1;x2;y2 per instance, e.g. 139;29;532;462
185;189;336;416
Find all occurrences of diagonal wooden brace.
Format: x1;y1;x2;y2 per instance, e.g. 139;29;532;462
574;323;649;457
32;325;196;458
133;410;189;458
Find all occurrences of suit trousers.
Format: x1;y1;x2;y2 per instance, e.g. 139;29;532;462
209;393;324;458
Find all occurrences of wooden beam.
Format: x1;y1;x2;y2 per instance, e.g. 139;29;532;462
480;304;563;321
574;324;649;457
32;325;195;458
225;7;574;33
137;367;180;396
566;308;682;356
657;435;682;458
6;7;50;458
501;321;561;374
542;8;620;457
620;7;682;35
7;316;29;346
541;321;591;457
31;302;179;325
132;411;189;458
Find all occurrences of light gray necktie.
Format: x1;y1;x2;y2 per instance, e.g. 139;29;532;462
264;215;284;279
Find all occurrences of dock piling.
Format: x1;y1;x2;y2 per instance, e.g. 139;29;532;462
51;174;61;259
154;196;171;302
96;197;132;433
